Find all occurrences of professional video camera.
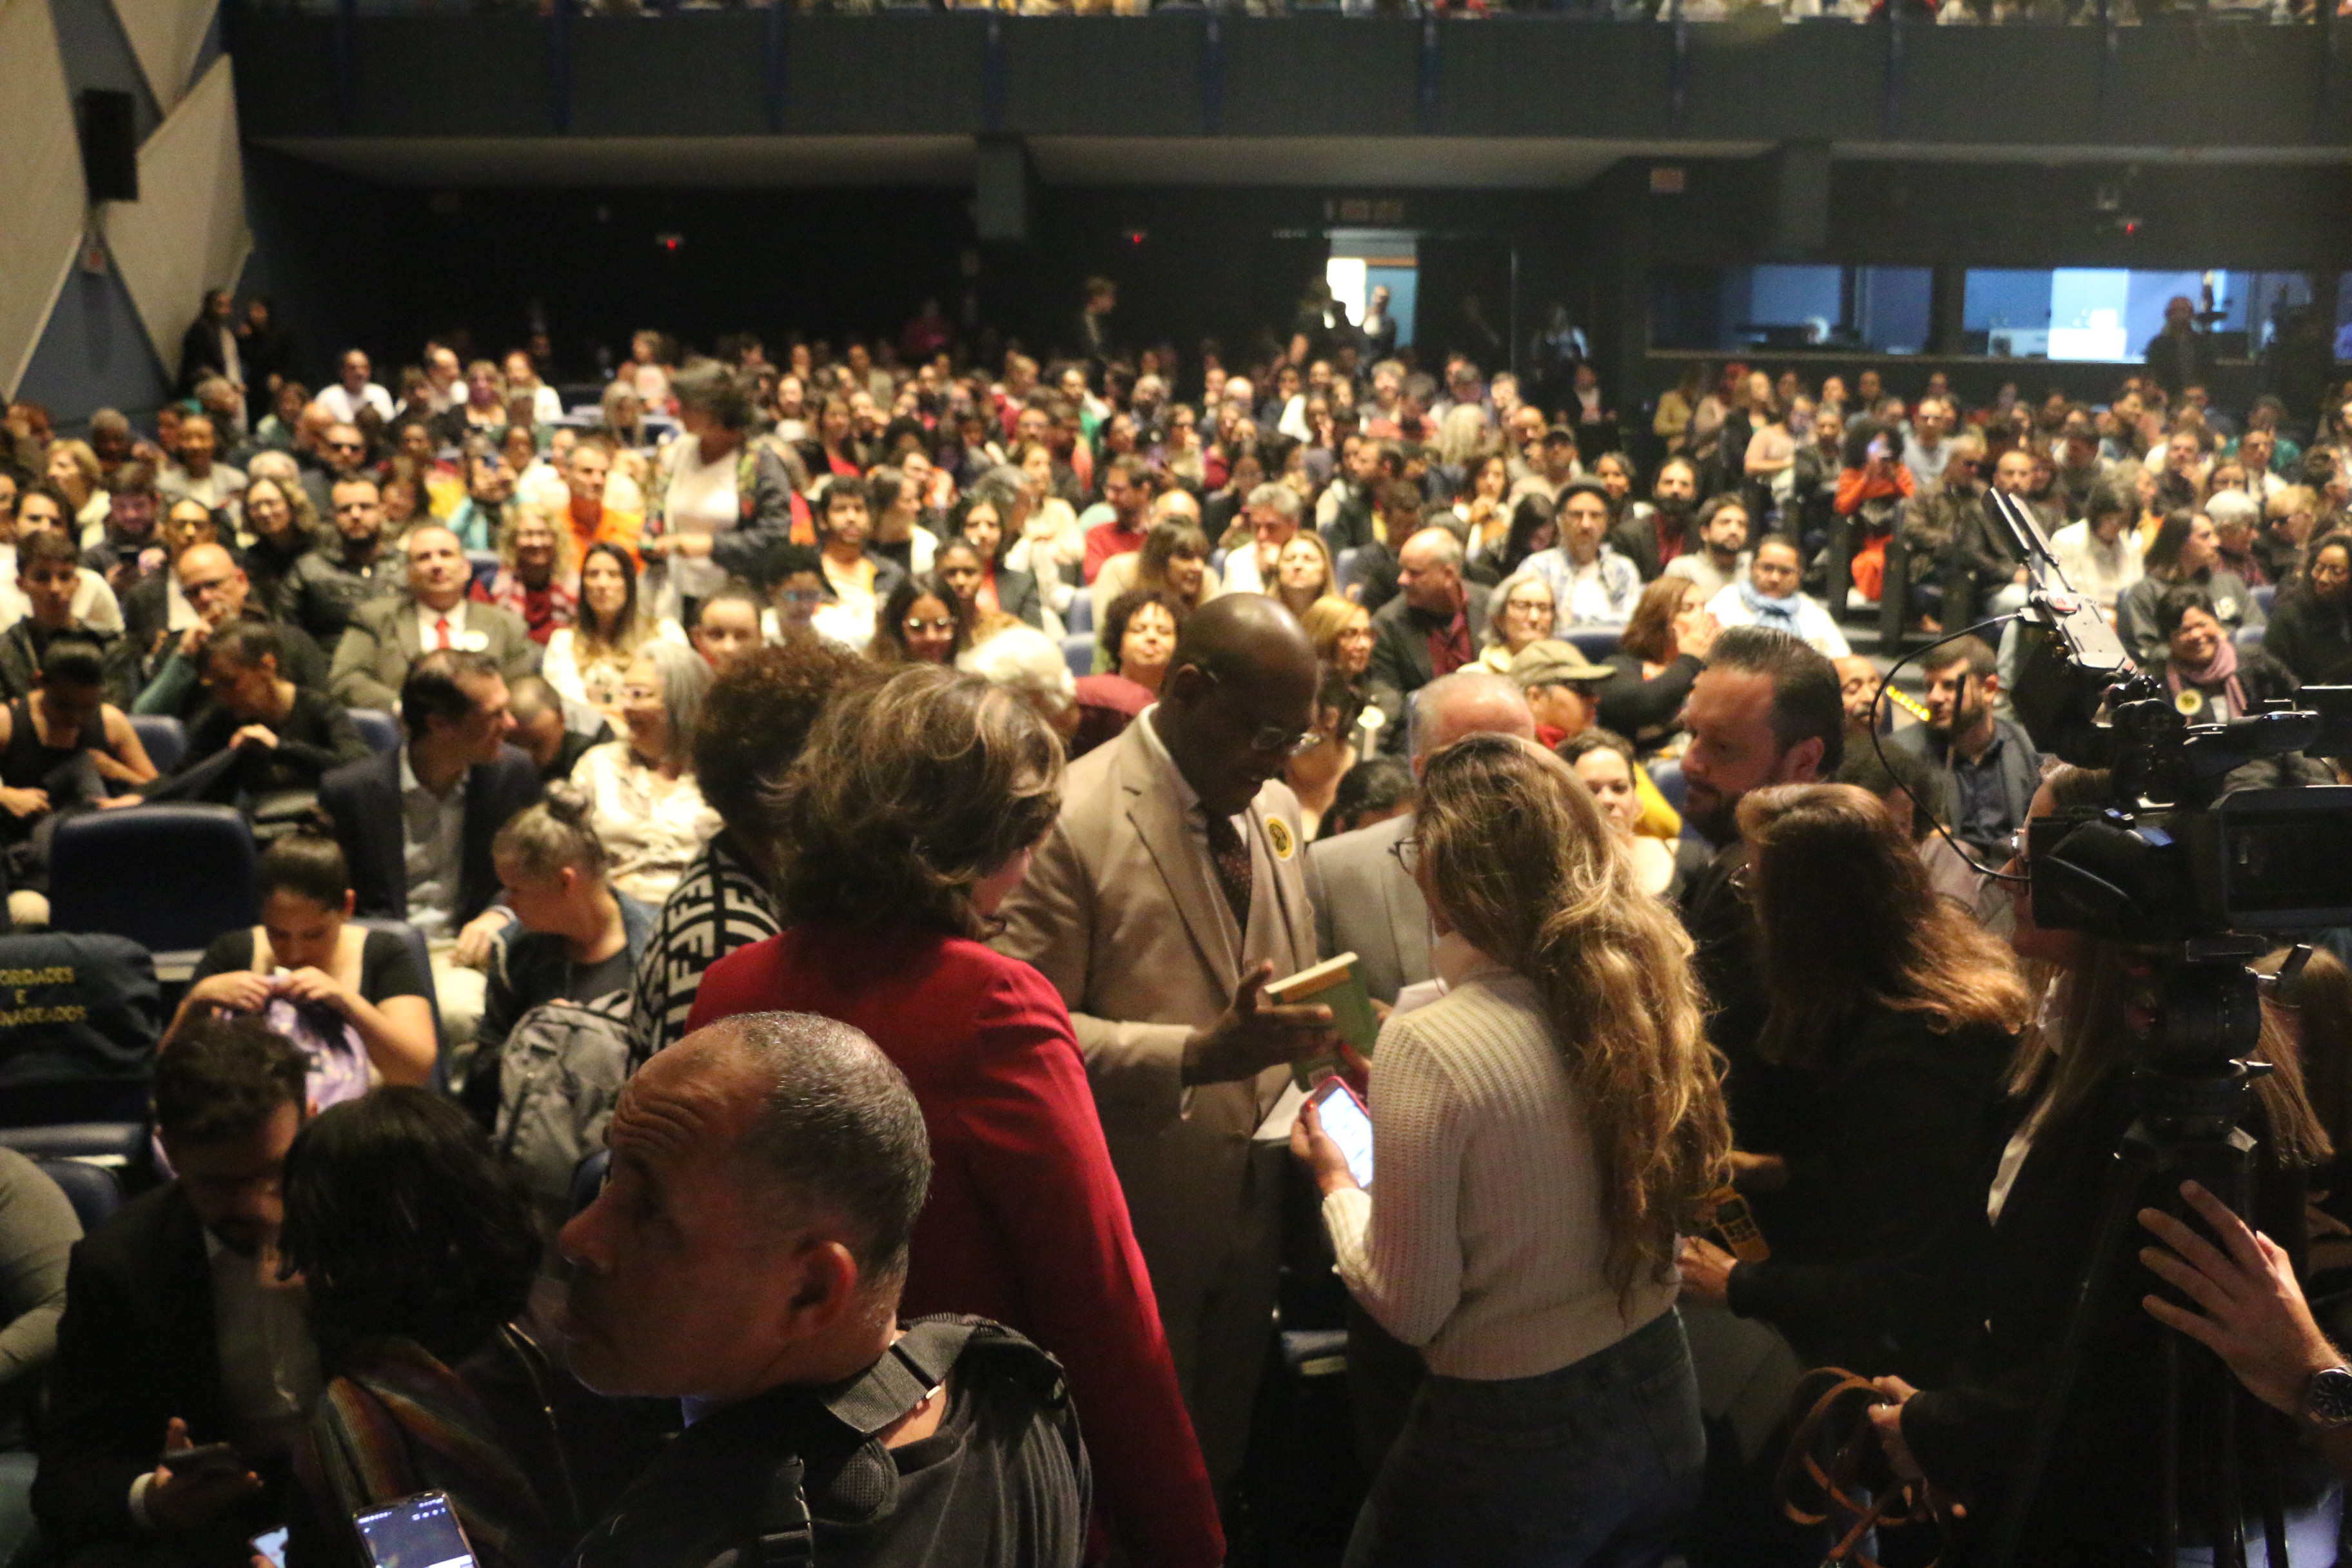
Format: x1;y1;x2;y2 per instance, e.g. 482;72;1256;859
1957;488;2352;1567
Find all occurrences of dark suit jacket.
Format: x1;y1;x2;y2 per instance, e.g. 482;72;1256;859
318;743;543;925
993;566;1045;631
1606;505;1698;583
34;1184;280;1558
1363;583;1491;752
327;595;541;713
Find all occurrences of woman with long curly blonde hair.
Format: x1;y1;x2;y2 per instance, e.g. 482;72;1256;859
1292;732;1729;1567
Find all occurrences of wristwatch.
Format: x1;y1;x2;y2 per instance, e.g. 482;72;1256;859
2302;1366;2352;1429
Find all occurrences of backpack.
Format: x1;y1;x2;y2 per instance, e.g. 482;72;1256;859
491;990;632;1230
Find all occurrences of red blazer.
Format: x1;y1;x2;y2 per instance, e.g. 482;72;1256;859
687;925;1224;1568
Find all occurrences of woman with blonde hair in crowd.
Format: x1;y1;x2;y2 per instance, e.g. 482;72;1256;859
569;640;718;905
473;504;578;647
44;440;106;538
1272;531;1338;621
1292;734;1730;1567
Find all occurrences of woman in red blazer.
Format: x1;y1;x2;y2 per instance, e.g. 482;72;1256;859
685;665;1223;1568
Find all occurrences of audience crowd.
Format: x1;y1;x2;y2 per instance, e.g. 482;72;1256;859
5;291;2352;1568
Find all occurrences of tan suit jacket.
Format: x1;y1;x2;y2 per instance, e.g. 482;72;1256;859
994;713;1318;1489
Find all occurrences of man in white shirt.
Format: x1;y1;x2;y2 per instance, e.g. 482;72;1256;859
157;414;246;512
1901;397;1954;493
1707;536;1851;657
2048;480;2144;618
35;1019;320;1562
1221;484;1302;594
1;485;122;635
315;349;396;427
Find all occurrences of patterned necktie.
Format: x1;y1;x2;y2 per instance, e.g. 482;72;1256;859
1204;812;1253;929
434;616;452;650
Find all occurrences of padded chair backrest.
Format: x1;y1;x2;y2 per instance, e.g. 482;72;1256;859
1064;594;1093;636
348;709;402;756
34;1157;122;1233
2253;583;2278;614
48;806;258;956
2235;622;2267;653
0;1122;148;1166
1567;629;1621;663
1062;636;1093;682
128;715;186;775
1649;759;1689;815
467;551;502;589
1335;547;1364;593
0;932;158;1126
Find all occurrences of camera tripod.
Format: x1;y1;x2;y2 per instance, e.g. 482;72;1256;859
1987;941;2298;1568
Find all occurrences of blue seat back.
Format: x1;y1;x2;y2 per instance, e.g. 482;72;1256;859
2235;622;2267;654
1335;547;1364;594
1649;759;1689;815
2253;583;2278;614
128;715;186;774
34;1157;123;1233
1064;594;1093;636
1567;629;1621;663
0;1122;148;1166
49;806;258;956
1062;636;1094;681
348;708;402;756
467;551;502;589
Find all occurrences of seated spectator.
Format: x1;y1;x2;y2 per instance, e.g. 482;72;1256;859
1366;528;1489;752
435;360;509;448
558;1013;1090;1568
1676;783;2026;1380
1522;480;1641;630
683;585;762;672
1661;494;1754;602
1299;594;1378;751
1558;727;1705;901
278;1089;653;1568
1506;637;1612;750
318;650;543;1049
548;436;643;567
1092;516;1219;632
0;635;155;899
504;673;604;785
1452;455;1516;574
2;483;124;638
1346;480;1431;616
2118;507;2264;662
686;668;1221;1567
120;498;223;671
2144;584;2331;789
640;360;796;612
2206;487;2269;589
0;1148;79;1451
1893;634;2039;865
157;414;244;513
144;620;368;807
1318;752;1415;842
0;533;138;707
1289;734;1729;1567
945;489;1045;631
1222;483;1304;594
1269;529;1338;622
2048;477;2145;618
542;542;680;724
166;828;437;1089
42;439;108;545
2267;528;2352;686
131;542;331;723
442;449;518;554
1081;455;1154;583
233;464;317;623
34;1018;317;1566
628;635;866;1066
286;476;405;649
329;525;541;714
809;476;906;651
1706;535;1851;657
1473;569;1556;675
960;623;1080;745
81;462;162;599
471;794;654;1106
472;504;578;647
872;571;972;667
1605;456;1700;583
863;464;940;580
1097;587;1181;696
569;640;718;905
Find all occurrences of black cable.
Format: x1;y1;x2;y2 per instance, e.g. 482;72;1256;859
1865;613;2034;885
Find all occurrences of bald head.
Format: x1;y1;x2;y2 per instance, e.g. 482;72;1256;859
1398;527;1465;616
175;542;248;623
1160;594;1321;819
1411;671;1536;769
1170;592;1317;688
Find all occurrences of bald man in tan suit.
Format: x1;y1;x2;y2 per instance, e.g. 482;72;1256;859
996;595;1336;1499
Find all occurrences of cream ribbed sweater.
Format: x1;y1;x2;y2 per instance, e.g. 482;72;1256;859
1322;940;1675;1380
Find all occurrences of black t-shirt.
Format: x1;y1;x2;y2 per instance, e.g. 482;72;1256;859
190;926;431;1006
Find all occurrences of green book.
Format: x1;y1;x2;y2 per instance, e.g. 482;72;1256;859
1266;952;1380;1090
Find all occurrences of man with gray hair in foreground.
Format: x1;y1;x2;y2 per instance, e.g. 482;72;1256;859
561;1013;1090;1568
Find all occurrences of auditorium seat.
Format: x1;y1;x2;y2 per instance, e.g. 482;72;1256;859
0;932;157;1131
34;1155;123;1233
1649;759;1688;815
1062;636;1093;681
0;1122;148;1170
1064;594;1093;636
2253;583;2277;614
48;805;259;980
1567;629;1620;662
2235;622;2267;652
348;708;402;756
1335;547;1364;595
128;714;186;775
468;550;501;589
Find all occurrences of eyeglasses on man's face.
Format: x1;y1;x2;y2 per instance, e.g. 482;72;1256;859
1387;837;1422;874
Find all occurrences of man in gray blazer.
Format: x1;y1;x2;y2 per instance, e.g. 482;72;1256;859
328;524;540;712
996;595;1337;1501
1304;670;1536;1004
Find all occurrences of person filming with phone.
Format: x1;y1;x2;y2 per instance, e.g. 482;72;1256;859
1288;734;1731;1567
